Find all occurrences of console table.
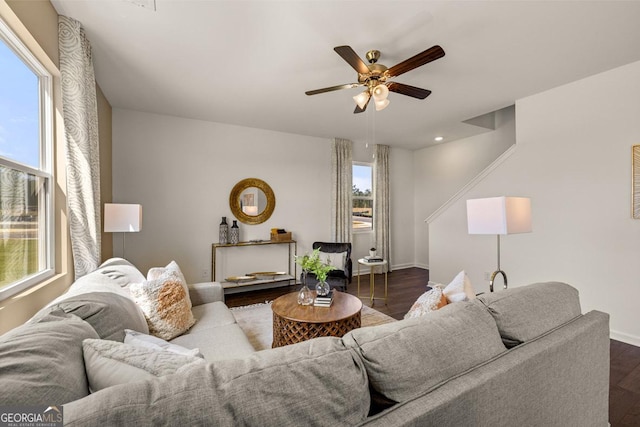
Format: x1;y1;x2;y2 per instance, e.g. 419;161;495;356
211;240;297;293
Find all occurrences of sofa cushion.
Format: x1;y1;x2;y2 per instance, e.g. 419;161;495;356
63;337;370;426
82;339;205;392
130;270;196;340
189;301;237;331
46;258;145;307
0;310;99;405
342;301;506;404
170;323;255;361
475;281;582;347
32;292;149;341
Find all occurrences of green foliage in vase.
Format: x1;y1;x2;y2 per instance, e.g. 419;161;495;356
295;247;336;282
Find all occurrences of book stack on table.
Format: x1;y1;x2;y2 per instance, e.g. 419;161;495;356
364;256;384;263
314;290;334;307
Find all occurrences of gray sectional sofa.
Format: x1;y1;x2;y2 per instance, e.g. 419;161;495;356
0;258;610;426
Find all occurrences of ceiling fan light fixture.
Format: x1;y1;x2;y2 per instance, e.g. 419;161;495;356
375;98;390;111
353;91;371;109
372;83;389;101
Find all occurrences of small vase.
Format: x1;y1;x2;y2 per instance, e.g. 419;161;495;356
369;250;377;258
298;284;313;305
219;217;228;244
230;220;240;244
316;280;330;297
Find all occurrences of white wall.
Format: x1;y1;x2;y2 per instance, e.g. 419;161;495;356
413;106;516;268
429;60;640;345
112;109;415;282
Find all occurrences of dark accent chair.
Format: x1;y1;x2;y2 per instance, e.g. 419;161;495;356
303;242;352;292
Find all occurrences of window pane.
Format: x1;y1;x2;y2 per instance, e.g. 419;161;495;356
353;198;372;230
353;164;373;230
353;164;372;196
0;40;40;168
0;165;40;288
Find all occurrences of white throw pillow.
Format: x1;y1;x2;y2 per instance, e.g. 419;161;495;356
439;270;476;303
404;285;448;319
82;338;205;392
124;329;203;358
147;261;189;299
320;251;347;271
130;269;196;340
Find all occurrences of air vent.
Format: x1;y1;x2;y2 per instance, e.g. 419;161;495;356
124;0;156;11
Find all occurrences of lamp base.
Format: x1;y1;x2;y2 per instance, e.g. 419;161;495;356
489;270;507;293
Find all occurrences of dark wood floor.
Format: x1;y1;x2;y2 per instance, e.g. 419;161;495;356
225;267;639;425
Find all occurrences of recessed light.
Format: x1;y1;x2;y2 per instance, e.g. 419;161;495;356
434;136;444;142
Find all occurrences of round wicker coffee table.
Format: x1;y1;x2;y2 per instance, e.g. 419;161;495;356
271;291;362;348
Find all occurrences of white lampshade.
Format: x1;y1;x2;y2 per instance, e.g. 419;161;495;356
466;197;531;235
353;91;370;109
104;203;142;232
372;84;389;101
375;98;390;111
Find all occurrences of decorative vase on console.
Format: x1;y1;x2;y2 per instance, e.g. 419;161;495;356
230;220;240;244
219;217;228;244
297;270;313;306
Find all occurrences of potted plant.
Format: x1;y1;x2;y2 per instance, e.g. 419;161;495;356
295;248;336;299
369;247;377;258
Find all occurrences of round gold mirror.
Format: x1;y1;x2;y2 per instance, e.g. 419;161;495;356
229;178;275;225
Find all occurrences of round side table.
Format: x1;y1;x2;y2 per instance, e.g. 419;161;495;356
271;291;362;348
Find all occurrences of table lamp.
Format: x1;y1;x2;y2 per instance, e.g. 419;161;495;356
466;197;532;292
104;203;142;258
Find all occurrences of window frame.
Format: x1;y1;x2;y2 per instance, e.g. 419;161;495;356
352;161;374;233
0;17;54;300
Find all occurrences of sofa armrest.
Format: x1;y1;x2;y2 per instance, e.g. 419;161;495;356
188;282;224;305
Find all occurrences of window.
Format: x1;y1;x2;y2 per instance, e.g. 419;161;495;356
353;163;373;231
0;18;54;299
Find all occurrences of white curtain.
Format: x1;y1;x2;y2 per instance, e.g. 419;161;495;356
374;144;390;272
331;138;353;243
59;16;101;278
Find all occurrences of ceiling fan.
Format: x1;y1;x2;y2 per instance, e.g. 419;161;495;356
305;45;445;113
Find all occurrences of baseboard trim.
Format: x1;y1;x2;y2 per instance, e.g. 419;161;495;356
610;330;640;347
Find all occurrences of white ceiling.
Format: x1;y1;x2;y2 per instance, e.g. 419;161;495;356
50;0;640;150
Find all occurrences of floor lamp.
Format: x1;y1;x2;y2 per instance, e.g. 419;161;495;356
466;197;532;292
104;203;142;259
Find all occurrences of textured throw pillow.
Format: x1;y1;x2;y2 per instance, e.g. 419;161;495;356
435;270;476;303
124;329;203;358
130;270;196;340
147;260;187;286
320;251;347;271
0;310;99;405
404;285;448;319
82;338;205;392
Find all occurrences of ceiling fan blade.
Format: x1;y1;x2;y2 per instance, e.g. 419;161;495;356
334;46;370;75
386;45;445;78
305;83;362;96
387;82;432;99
